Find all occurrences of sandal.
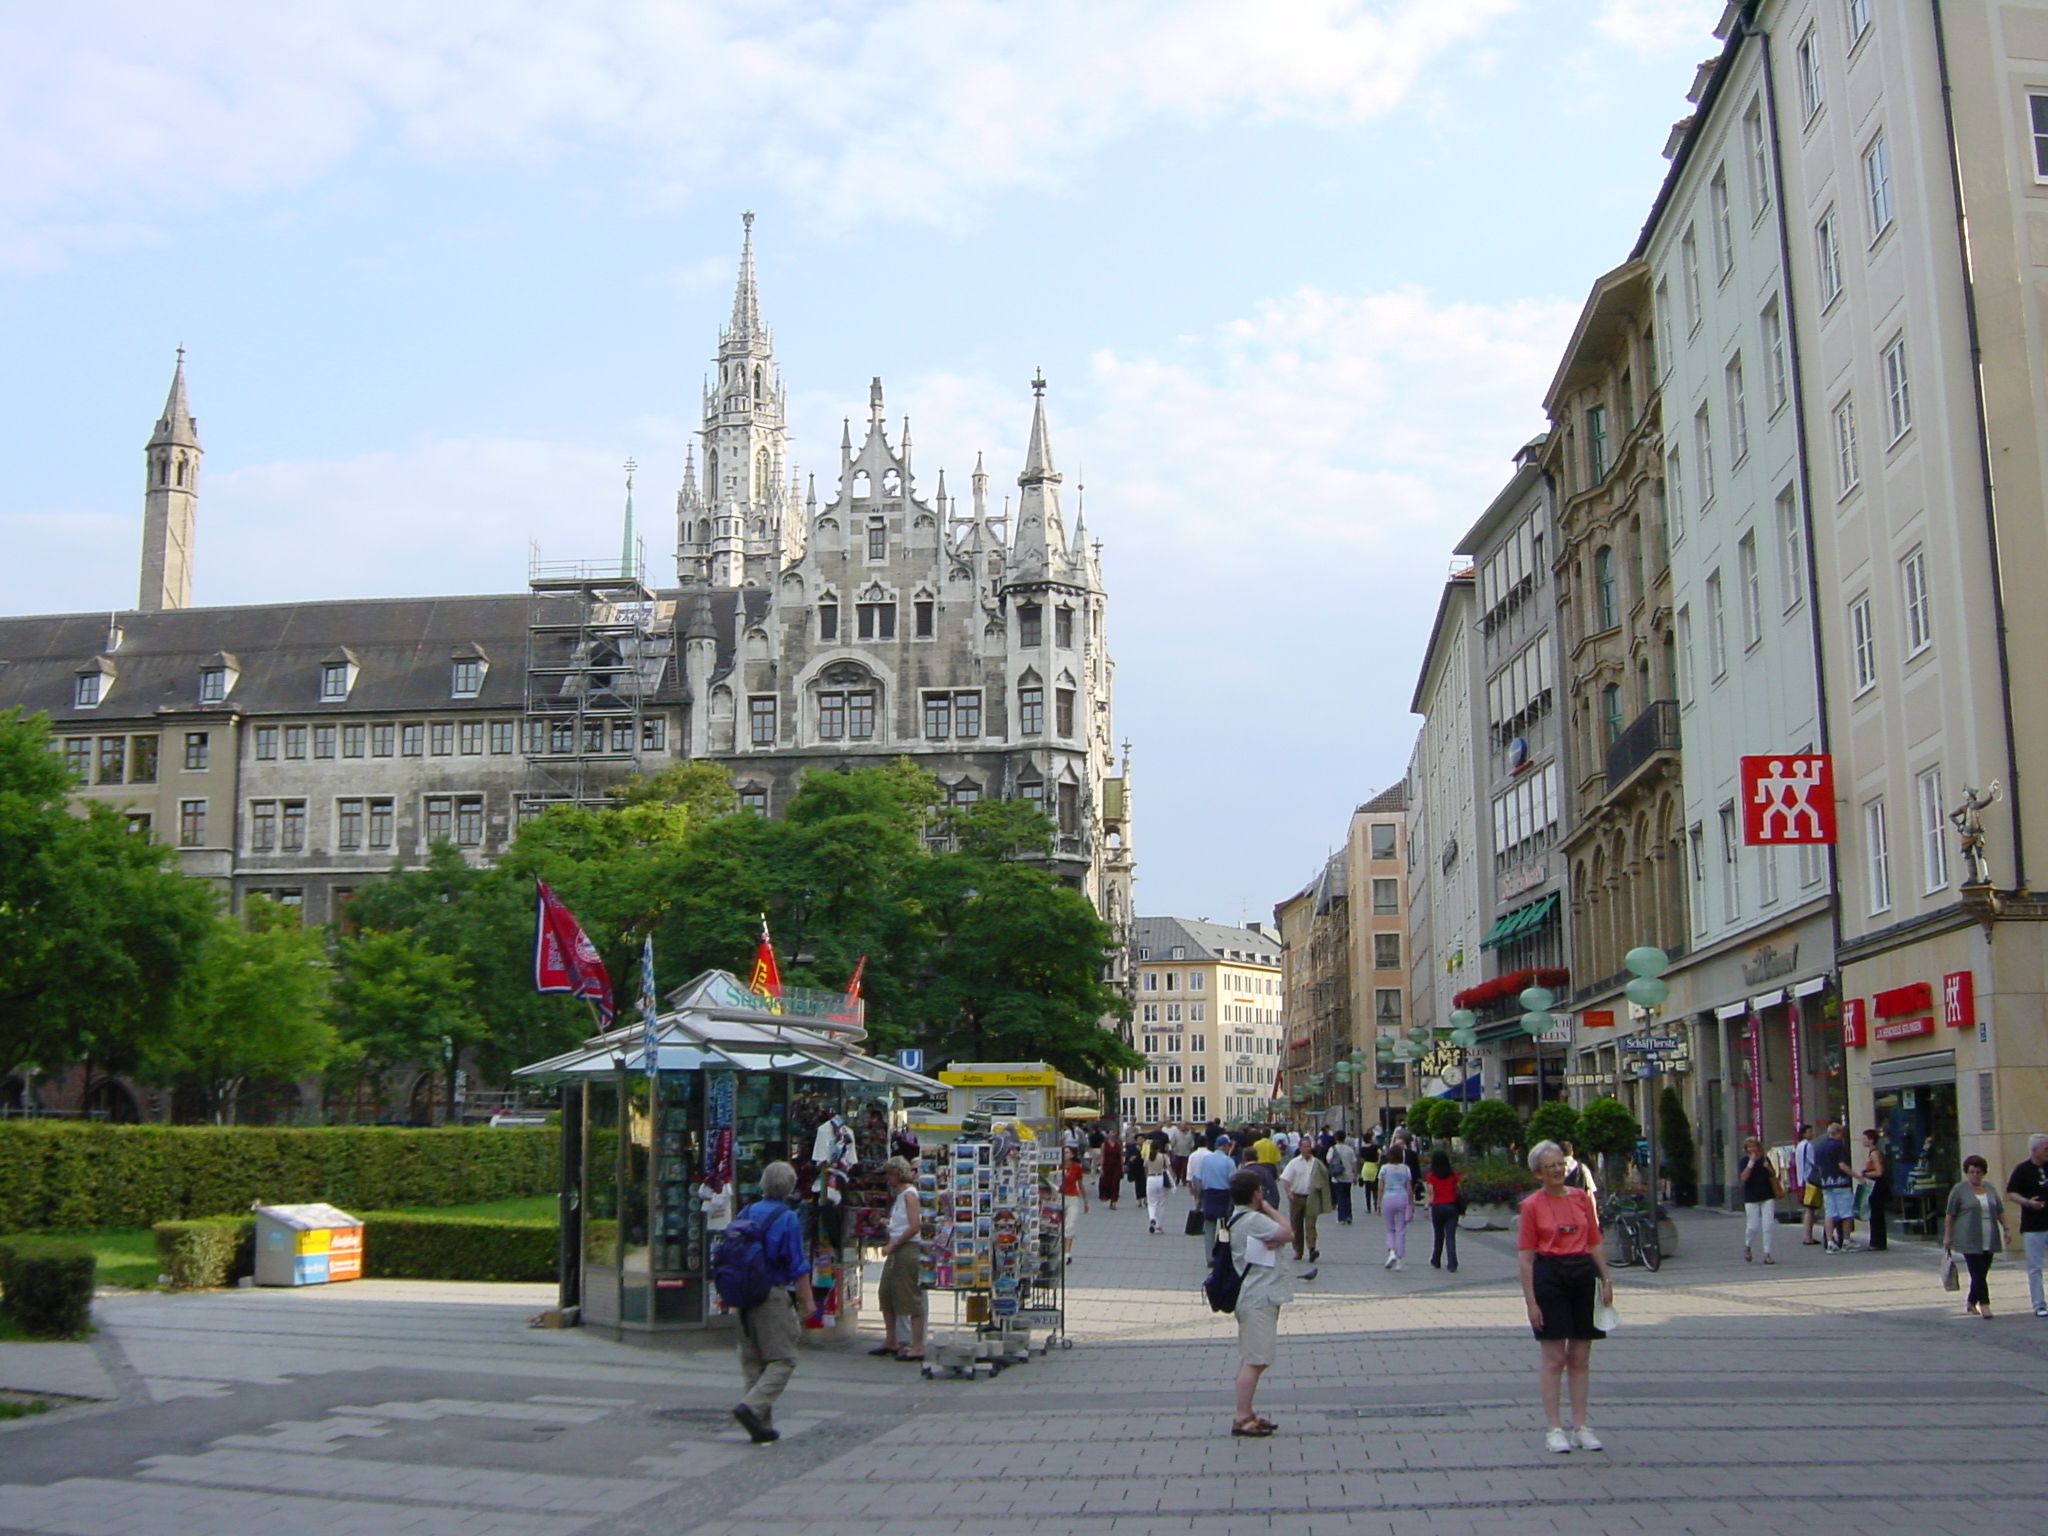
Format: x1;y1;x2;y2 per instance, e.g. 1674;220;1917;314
1231;1418;1275;1437
895;1350;926;1361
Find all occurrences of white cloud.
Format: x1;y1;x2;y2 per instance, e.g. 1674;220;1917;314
0;0;1519;258
1593;0;1723;56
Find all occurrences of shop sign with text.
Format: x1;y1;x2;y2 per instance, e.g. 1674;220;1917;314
1739;755;1836;844
1872;1015;1934;1042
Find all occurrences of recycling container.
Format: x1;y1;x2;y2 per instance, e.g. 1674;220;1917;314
253;1203;364;1286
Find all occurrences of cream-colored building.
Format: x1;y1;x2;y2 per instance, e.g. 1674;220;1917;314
1120;917;1283;1129
1757;0;2048;1201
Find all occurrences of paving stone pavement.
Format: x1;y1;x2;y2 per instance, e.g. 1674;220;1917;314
2;1195;2045;1535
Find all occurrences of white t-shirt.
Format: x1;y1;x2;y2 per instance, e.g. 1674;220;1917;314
1229;1209;1294;1307
1187;1147;1211;1187
1380;1162;1415;1202
1279;1155;1316;1198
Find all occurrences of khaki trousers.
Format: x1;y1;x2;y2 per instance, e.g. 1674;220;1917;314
737;1289;801;1419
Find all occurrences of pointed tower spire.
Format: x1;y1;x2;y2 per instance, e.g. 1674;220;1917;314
730;210;762;339
620;458;638;577
972;451;988;521
1010;371;1068;576
139;348;202;611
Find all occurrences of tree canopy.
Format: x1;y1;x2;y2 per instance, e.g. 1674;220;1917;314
0;709;216;1077
336;760;1138;1092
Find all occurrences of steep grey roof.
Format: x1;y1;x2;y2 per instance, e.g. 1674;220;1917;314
1132;915;1281;968
0;592;677;723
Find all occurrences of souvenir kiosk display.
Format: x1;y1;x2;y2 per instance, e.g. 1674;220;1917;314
514;968;945;1337
914;1124;1068;1377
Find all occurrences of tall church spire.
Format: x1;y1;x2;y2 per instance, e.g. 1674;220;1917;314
680;213;792;586
139;349;202;612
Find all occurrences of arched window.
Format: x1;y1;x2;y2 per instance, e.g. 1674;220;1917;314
753;365;764;402
852;470;871;499
174;454;187;487
1601;681;1623;744
1594;546;1618;629
706;448;718;496
756;447;770;500
882;468;901;496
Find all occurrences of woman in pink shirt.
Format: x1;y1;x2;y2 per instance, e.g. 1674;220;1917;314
1517;1139;1615;1455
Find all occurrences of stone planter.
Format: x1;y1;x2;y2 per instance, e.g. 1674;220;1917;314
1461;1202;1518;1232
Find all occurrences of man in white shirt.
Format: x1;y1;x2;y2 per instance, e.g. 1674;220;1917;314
1185;1142;1212;1236
1278;1146;1325;1272
1327;1132;1359;1225
1792;1125;1819;1246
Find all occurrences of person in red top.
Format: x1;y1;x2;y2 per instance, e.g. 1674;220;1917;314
1424;1150;1461;1272
1060;1150;1089;1266
1517;1139;1615;1455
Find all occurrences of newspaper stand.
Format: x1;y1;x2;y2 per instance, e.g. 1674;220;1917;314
914;1134;1067;1379
252;1204;364;1287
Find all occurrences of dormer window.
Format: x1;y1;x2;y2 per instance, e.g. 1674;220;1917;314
74;672;103;708
451;656;486;697
320;663;350;701
1018;602;1042;648
199;667;228;703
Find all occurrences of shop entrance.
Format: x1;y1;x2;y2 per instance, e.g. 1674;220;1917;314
1871;1049;1958;1238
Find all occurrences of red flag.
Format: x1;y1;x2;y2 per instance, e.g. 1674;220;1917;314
533;880;615;1025
843;955;867;1004
748;917;783;1009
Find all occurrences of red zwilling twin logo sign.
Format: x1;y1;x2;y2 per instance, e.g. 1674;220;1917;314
1943;970;1975;1030
1740;755;1836;845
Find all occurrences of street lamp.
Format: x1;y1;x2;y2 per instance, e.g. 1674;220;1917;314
1622;945;1672;1201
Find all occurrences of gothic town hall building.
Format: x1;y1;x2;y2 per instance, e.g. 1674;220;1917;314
0;219;1134;969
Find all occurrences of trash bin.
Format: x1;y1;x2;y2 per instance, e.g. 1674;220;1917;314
253;1204;364;1287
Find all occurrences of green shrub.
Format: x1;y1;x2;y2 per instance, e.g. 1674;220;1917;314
1457;1099;1525;1156
1455;1156;1539;1208
0;1125;558;1236
0;1238;96;1338
357;1215;557;1283
1659;1085;1698;1205
1406;1099;1458;1140
1576;1097;1641;1157
154;1218;255;1290
1526;1101;1582;1149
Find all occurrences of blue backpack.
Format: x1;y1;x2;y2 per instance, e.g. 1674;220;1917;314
713;1205;796;1312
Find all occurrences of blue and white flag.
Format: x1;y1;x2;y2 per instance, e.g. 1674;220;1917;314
638;935;660;1075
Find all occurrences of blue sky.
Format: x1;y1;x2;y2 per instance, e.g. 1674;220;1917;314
0;0;1724;923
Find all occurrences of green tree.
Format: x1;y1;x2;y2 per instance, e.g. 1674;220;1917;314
0;709;216;1079
328;929;479;1119
144;897;335;1123
1526;1100;1582;1150
1457;1098;1525;1156
1577;1096;1643;1188
1405;1097;1454;1141
1658;1084;1698;1205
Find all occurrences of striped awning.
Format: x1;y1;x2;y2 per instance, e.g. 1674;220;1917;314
1479;892;1559;951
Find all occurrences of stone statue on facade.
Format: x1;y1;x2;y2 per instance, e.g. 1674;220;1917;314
1950;781;2002;887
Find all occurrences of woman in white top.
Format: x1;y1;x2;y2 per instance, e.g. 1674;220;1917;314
1380;1150;1417;1270
1143;1136;1173;1234
876;1157;926;1360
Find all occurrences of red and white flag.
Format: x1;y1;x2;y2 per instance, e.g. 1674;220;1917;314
533;880;615;1025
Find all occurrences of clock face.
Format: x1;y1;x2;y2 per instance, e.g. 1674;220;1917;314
1439;1071;1464;1092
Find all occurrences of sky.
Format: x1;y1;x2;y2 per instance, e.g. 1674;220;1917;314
0;0;1726;925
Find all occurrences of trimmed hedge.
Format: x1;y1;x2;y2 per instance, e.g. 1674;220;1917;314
153;1213;555;1288
154;1218;255;1291
0;1237;96;1337
0;1125;559;1236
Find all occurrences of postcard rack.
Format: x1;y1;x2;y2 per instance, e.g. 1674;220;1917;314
914;1136;1068;1377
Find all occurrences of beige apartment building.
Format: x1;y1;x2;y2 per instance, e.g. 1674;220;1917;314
1752;0;2048;1195
1120;917;1283;1129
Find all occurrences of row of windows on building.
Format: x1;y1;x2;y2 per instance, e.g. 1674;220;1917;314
813;597;1082;650
746;687;1073;746
1138;1001;1204;1024
159;794;499;853
1135;1062;1206;1086
1120;1094;1209;1126
254;718;667;761
74;658;490;711
735;777;1081;836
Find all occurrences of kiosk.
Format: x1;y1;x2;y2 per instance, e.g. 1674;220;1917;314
514;968;945;1335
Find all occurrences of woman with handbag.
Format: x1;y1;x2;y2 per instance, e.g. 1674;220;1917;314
1738;1136;1779;1263
1519;1139;1614;1454
1943;1155;2007;1317
1143;1135;1173;1234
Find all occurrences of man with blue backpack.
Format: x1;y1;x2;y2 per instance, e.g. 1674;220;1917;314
714;1161;814;1444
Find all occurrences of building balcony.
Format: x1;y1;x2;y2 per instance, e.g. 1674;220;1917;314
1603;699;1679;794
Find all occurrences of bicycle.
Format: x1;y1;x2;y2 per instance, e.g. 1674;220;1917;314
1601;1193;1662;1271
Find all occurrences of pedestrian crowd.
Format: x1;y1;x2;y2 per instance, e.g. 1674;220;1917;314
709;1119;2048;1459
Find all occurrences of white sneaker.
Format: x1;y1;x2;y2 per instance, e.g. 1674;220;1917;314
1393;1259;1405;1271
1573;1426;1603;1452
1545;1428;1573;1454
1384;1251;1397;1269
